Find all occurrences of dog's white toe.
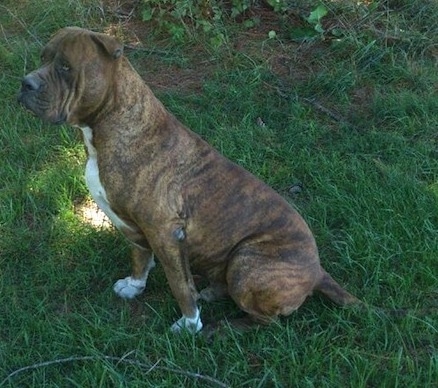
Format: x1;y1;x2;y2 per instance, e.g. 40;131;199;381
170;309;203;334
113;276;146;299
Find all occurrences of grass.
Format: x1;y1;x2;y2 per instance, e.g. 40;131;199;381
1;0;437;386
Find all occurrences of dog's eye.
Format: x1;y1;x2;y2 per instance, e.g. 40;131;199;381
57;62;71;73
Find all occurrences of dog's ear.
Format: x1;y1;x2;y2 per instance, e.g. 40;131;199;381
90;32;123;60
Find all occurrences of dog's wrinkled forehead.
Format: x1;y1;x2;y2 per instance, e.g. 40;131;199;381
42;28;89;62
41;27;123;64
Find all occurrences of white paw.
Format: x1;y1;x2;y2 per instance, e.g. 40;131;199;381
170;308;203;334
113;276;146;299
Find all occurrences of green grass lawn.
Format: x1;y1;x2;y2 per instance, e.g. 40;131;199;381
1;0;437;386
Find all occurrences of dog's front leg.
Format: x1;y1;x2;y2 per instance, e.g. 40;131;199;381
157;243;202;334
166;265;202;334
113;246;155;299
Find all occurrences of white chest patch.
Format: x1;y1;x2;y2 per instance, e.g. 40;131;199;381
80;126;132;231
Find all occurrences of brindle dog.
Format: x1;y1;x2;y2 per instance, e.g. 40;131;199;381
18;27;359;333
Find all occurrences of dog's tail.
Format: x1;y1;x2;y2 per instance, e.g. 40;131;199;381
315;269;361;306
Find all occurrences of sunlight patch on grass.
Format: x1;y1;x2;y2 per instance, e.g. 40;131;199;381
74;199;112;229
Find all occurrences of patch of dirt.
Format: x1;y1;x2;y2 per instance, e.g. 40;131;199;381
99;1;314;91
98;1;375;127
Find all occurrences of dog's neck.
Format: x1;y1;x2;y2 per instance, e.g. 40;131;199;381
76;57;166;133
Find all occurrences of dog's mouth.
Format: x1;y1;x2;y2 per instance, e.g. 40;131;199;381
17;93;67;125
17;94;38;116
17;97;37;116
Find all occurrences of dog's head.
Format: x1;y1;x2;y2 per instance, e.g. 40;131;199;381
18;27;123;126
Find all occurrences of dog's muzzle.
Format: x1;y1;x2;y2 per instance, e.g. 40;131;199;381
18;74;43;112
18;74;66;124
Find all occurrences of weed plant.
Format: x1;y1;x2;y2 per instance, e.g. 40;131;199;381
0;0;437;386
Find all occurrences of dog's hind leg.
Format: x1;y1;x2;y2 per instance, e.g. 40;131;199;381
113;246;155;299
314;269;360;306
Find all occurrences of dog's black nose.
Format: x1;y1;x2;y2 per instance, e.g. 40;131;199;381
21;75;41;92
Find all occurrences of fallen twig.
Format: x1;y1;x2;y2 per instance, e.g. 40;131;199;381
302;97;348;124
1;355;229;387
267;82;358;130
303;97;359;131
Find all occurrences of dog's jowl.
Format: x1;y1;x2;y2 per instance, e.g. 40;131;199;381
18;27;360;333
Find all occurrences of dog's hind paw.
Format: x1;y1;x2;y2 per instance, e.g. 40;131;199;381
113;276;146;299
170;309;203;334
200;285;227;302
